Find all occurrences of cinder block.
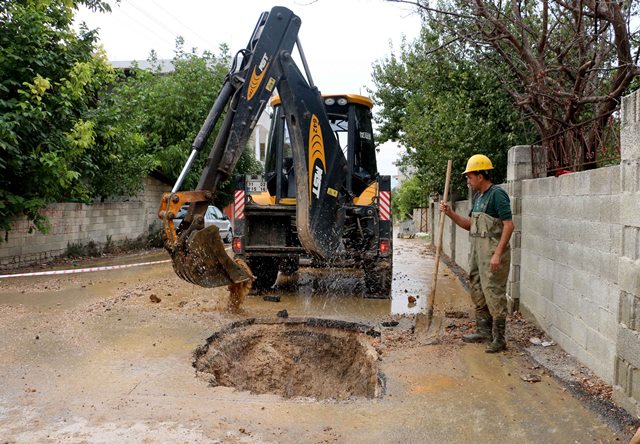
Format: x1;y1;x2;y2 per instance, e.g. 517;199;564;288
611;165;622;193
588;167;615;195
552;280;572;310
550;324;586;359
588;278;615;309
617;326;640;368
599;306;618;341
619;257;640;295
543;298;563;327
632;366;640;401
616;356;632;395
621;92;640;159
578;296;598;326
558;173;576;196
593;196;620;225
613;387;640;418
522;179;536;196
508;283;521;302
622;226;639;260
512;232;522;250
586;324;615;360
508;180;523;197
622;91;639;127
581;249;616;281
621;160;639;192
508;145;534;164
620;192;640;226
573;171;591;196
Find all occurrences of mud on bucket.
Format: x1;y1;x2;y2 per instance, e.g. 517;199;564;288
193;318;384;400
169;224;251;288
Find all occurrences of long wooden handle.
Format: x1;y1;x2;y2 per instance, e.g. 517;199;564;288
426;160;453;316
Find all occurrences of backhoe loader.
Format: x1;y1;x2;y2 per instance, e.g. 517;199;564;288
158;6;393;298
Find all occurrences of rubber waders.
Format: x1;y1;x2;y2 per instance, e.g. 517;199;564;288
485;319;507;353
462;317;493;343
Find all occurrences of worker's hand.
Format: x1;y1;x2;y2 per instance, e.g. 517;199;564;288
490;252;501;272
439;202;450;216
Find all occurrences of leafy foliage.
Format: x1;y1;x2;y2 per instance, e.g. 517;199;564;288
1;2;261;238
391;176;428;220
388;0;639;168
372;25;534;197
0;0;115;235
97;41;262;208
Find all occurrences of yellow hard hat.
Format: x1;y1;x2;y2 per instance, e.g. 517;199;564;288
463;154;494;174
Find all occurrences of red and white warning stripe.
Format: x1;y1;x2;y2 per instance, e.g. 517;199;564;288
0;260;170;279
379;191;391;221
234;190;245;220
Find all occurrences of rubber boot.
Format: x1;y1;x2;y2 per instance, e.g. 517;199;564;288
485;319;507;353
462;317;493;343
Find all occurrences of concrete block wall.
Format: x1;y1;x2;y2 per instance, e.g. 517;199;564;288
505;145;544;311
614;90;640;417
429;197;471;274
518;165;621;382
452;201;471;274
415;91;640;417
0;177;170;270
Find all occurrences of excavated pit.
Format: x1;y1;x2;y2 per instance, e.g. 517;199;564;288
193;318;383;400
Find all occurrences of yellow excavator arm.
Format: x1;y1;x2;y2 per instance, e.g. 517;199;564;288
159;6;350;290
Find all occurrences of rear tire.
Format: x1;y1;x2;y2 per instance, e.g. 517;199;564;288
249;258;279;290
364;258;392;298
224;228;233;244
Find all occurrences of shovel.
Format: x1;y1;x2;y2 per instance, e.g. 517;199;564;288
415;159;452;344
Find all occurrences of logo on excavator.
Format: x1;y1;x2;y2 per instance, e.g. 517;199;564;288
247;53;269;101
309;115;326;201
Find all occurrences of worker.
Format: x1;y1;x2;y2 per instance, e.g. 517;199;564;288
439;154;514;353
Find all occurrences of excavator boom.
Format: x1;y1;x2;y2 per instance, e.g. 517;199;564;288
159;7;350;289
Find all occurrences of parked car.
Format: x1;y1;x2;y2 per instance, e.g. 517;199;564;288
173;205;233;243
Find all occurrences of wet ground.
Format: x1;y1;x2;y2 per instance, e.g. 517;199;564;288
0;237;634;443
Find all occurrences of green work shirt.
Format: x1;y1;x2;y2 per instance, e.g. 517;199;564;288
471;185;512;221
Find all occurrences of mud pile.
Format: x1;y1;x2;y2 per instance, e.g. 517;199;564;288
194;318;382;400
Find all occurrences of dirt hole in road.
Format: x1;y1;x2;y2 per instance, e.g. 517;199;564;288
194;318;383;400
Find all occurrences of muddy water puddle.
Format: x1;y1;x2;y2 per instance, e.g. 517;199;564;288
244;240;464;319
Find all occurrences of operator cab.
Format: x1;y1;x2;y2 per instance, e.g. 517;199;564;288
264;94;378;202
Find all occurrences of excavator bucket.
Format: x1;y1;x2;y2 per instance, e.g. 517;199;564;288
169;225;252;288
159;193;252;289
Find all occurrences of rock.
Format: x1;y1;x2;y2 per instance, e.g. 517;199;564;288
149;294;161;303
520;374;542;383
263;295;281;303
541;341;555;347
277;309;288;318
529;337;542;346
408;296;417;304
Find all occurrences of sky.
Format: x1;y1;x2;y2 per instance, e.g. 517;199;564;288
74;0;423;177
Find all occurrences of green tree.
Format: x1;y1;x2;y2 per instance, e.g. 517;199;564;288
389;0;639;168
0;0;115;237
1;0;261;241
97;42;262;208
372;25;534;197
392;176;428;220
